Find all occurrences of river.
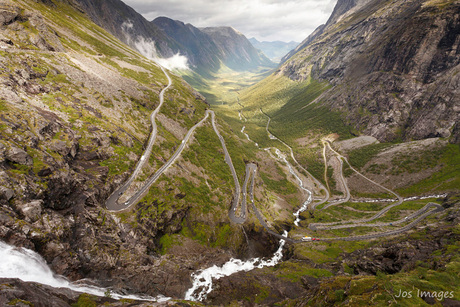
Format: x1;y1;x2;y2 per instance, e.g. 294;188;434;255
185;230;288;301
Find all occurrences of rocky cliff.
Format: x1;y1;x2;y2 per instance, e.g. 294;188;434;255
70;0;178;57
278;0;460;143
152;17;222;73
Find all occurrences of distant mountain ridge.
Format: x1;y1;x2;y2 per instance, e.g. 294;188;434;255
249;38;298;62
199;26;274;71
72;0;274;76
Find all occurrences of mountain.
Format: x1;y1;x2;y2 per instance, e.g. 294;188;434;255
152;17;274;74
249;38;299;62
71;0;178;57
72;0;273;77
200;26;274;71
151;17;222;74
1;0;459;305
252;0;460;143
281;0;373;63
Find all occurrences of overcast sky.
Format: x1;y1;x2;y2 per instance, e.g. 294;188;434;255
121;0;338;42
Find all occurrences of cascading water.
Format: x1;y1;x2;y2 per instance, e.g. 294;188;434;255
274;149;312;226
241;126;259;147
0;241;170;302
184;230;288;301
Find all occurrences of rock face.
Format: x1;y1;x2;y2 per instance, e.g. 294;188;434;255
17;200;43;222
70;0;177;57
278;0;460;143
0;278;162;307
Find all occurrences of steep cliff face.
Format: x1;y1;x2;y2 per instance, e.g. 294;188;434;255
152;17;222;73
281;0;372;64
70;0;178;57
278;0;460;143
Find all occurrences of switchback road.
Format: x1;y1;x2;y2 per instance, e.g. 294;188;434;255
105;64;444;244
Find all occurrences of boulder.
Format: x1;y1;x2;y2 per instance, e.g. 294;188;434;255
0;87;23;104
0;9;18;25
18;200;43;222
0;186;14;201
49;140;69;156
6;146;33;166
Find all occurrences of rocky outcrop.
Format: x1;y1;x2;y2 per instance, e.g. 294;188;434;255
17;200;43;222
0;186;14;201
0;278;167;307
0;1;64;51
5;146;33;166
278;0;460;143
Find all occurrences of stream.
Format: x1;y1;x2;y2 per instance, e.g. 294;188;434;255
0;241;170;302
184;230;288;301
274;149;313;226
241;126;259;147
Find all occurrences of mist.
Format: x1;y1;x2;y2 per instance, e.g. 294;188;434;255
122;21;189;70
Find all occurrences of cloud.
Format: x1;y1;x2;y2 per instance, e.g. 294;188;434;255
157;53;189;70
121;0;338;42
122;21;190;70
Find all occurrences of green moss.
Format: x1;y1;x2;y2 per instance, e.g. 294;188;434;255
0;99;8;111
7;299;33;306
274;262;333;282
159;233;182;254
71;294;97;307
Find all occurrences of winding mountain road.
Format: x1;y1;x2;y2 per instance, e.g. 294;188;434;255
255;112;443;242
105;66;172;211
105;64;444;244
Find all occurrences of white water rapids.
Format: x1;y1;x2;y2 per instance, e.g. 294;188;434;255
185;230;288;301
0;241;169;302
274;149;312;226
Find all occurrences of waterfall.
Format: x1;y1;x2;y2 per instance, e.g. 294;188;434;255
185;230;288;301
0;241;169;302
